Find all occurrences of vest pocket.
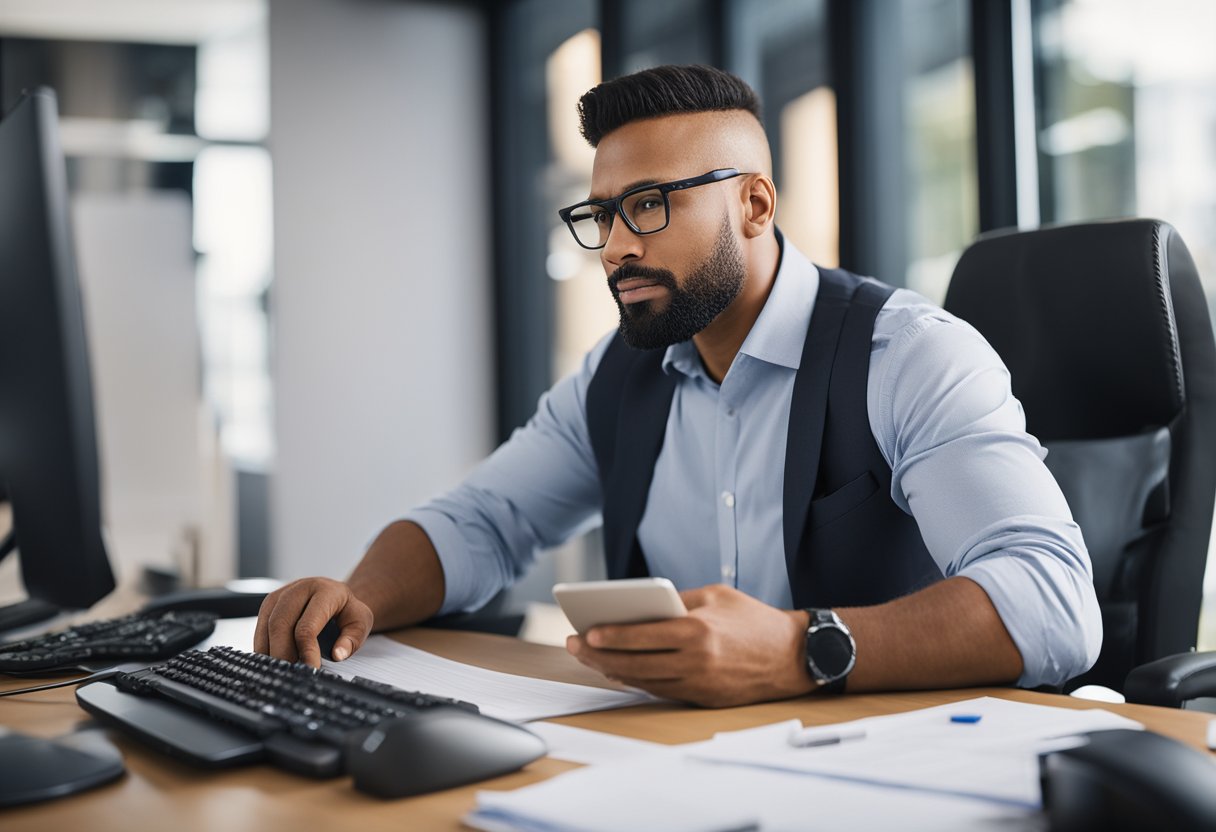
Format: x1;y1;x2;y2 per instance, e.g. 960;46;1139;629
808;470;880;530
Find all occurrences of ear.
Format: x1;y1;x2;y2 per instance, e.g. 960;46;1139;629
739;175;777;239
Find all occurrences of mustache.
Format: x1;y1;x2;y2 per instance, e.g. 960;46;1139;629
607;264;678;295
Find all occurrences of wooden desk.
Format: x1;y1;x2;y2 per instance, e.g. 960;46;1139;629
2;628;1213;831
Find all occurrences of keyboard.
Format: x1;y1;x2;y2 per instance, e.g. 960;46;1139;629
0;610;217;672
76;645;484;777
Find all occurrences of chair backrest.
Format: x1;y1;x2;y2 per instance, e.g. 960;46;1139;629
943;219;1216;692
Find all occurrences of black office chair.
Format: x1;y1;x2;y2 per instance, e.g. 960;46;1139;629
943;219;1216;706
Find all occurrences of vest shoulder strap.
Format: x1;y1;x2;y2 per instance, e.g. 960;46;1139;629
586;338;673;578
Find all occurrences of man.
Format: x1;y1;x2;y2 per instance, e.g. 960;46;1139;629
255;65;1101;707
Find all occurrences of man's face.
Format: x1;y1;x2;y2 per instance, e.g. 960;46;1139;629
589;114;748;350
605;215;745;350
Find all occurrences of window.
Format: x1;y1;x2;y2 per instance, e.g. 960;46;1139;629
547;29;611;381
750;0;837;266
902;0;977;302
1033;0;1216;649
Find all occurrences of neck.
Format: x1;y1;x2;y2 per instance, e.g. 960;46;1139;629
692;232;781;383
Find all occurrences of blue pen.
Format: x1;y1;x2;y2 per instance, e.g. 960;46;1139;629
950;714;983;724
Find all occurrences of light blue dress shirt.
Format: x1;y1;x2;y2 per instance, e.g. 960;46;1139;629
404;241;1102;688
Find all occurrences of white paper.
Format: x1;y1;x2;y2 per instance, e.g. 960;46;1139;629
321;635;653;722
528;721;666;765
466;754;1035;832
693;696;1143;807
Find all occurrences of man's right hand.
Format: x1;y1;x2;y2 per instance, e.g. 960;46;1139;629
253;577;374;668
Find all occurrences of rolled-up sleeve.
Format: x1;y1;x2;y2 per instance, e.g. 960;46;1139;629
870;309;1102;688
403;333;613;614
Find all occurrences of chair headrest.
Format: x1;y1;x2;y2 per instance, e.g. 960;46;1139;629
944;219;1195;441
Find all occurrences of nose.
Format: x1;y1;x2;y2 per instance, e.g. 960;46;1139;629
601;214;643;269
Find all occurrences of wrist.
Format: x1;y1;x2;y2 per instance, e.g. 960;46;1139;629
783;610;817;697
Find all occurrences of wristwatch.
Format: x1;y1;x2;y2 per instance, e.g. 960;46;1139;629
803;608;856;693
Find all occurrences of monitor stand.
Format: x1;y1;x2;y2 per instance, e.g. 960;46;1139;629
0;597;63;635
0;730;125;807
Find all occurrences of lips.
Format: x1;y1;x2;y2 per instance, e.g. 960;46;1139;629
615;279;669;307
614;277;661;293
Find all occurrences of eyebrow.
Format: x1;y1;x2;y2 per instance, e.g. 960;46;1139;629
587;178;661;202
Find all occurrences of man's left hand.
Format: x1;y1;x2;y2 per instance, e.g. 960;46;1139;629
565;584;816;707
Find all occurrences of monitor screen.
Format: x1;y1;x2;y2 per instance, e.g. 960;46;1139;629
0;87;115;633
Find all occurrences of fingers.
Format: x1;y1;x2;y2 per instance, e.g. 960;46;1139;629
585;616;702;651
265;581;317;662
565;634;739;707
680;587;711;610
294;593;340;668
679;583;736;610
567;631;700;682
332;602;374;662
253;592;276;655
580;648;688;682
254;578;371;666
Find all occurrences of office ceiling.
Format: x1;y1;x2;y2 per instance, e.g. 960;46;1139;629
0;0;264;45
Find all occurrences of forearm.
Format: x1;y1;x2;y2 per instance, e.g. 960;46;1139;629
836;576;1023;692
347;520;446;632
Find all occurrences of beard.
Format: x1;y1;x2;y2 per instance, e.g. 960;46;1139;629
608;217;746;351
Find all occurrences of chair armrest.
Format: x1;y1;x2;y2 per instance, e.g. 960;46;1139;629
1124;651;1216;707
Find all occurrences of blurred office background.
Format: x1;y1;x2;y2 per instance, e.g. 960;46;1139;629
0;0;1214;645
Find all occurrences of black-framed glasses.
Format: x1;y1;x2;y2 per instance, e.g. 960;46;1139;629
557;168;750;250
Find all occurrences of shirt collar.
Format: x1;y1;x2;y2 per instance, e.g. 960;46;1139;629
661;231;820;378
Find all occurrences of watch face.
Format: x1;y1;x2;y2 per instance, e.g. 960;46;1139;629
808;626;854;680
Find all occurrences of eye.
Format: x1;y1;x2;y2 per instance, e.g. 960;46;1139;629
634;197;663;213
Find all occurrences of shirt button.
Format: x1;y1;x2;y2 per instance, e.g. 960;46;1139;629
721;564;736;581
721;491;735;508
726;408;736;418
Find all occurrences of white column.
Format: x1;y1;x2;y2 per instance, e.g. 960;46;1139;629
269;0;493;579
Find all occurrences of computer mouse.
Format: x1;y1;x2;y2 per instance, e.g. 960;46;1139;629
347;707;547;798
1040;728;1216;832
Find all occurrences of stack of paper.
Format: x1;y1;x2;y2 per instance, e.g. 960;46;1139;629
692;696;1141;807
465;696;1144;831
466;754;1034;832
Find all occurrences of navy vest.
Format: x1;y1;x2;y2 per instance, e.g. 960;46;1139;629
585;266;942;609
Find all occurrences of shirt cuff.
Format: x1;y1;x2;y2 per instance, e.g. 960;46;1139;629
960;552;1102;689
400;507;479;616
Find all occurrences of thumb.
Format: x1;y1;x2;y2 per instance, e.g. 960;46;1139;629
332;604;373;661
680;587;713;610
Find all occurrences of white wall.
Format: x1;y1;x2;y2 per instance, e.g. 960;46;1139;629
269;0;493;579
73;192;237;588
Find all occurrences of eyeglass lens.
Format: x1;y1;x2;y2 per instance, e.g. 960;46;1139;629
567;187;669;248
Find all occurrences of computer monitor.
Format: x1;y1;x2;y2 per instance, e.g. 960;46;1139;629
0;87;115;633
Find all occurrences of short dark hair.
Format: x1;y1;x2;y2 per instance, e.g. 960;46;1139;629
577;64;762;147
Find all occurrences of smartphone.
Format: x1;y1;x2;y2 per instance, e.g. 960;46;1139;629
552;577;688;635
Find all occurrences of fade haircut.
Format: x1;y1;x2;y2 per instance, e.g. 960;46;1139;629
577;64;762;147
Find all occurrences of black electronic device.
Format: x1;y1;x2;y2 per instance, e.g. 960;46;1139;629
140;587;270;619
0;610;217;672
1040;728;1216;832
75;645;547;792
0;87;115;634
348;708;548;798
0;729;125;808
